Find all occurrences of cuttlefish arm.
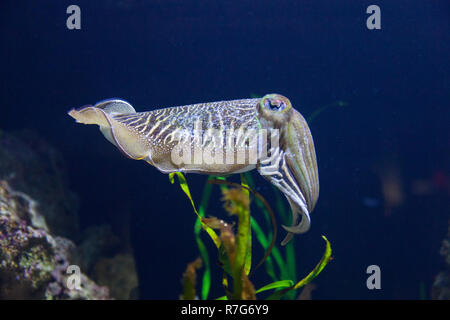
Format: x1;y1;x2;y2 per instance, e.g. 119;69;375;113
256;94;319;245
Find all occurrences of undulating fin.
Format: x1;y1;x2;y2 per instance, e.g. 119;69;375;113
94;98;136;115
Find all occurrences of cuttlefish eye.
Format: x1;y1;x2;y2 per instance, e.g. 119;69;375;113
264;98;287;111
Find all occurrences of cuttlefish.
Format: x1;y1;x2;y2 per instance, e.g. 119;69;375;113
68;94;319;245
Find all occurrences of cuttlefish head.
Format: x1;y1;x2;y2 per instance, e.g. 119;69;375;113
256;94;319;245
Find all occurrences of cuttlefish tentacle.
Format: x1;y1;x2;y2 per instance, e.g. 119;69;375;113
257;147;310;245
68;93;319;245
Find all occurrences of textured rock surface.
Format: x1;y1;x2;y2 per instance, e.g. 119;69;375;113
71;224;140;299
0;180;110;299
0;130;79;239
0;129;140;299
93;253;139;300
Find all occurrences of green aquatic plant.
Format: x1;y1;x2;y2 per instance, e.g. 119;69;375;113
171;172;332;300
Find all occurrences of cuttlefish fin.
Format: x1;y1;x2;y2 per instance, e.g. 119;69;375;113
257;147;311;245
68;99;149;160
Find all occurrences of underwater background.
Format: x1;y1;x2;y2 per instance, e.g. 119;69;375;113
0;0;448;299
